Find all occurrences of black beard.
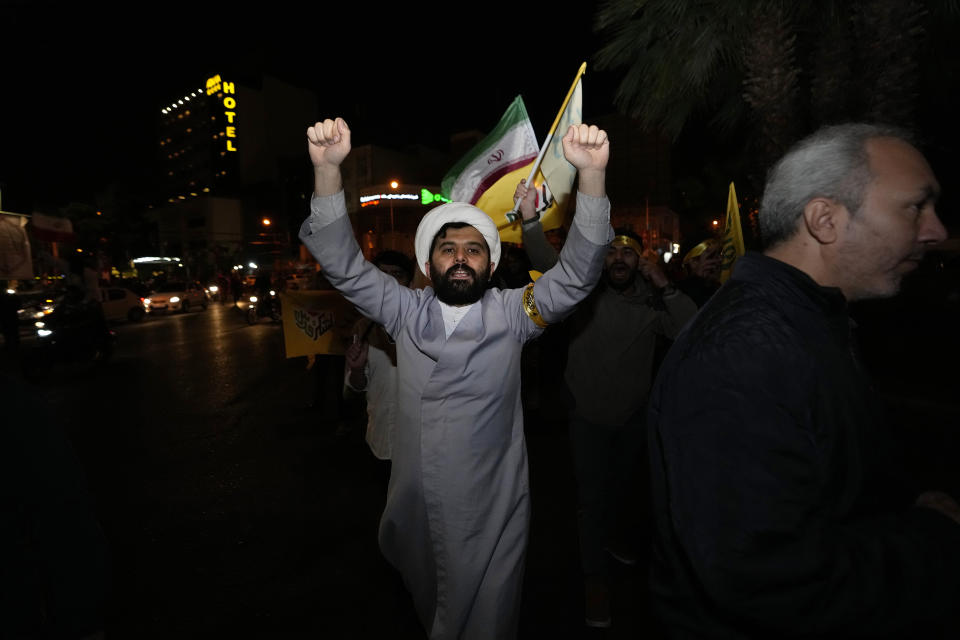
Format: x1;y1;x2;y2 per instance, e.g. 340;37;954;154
430;262;490;305
604;262;637;292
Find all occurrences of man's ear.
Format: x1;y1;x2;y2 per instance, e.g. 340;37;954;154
488;261;496;275
802;197;844;245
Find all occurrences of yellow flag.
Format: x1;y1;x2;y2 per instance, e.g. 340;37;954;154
476;164;566;244
279;290;361;358
719;182;745;283
491;66;585;244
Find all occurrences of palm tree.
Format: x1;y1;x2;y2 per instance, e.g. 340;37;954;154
593;0;756;140
593;0;948;169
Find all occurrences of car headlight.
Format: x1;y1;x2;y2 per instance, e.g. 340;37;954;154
249;296;258;303
269;290;276;296
37;328;53;337
208;285;218;293
169;296;180;303
144;298;152;306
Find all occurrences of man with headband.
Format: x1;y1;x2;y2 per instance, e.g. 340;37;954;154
518;190;697;628
300;116;612;639
678;238;722;307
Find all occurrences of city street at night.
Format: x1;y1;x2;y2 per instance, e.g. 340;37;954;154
3;284;960;638
2;302;654;638
4;3;960;638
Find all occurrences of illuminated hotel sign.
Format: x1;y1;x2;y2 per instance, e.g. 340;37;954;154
206;74;238;153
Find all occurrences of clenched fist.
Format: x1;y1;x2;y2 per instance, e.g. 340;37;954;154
562;124;608;198
561;124;609;173
307;117;352;169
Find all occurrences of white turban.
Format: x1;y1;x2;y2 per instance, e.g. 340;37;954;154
414;202;501;277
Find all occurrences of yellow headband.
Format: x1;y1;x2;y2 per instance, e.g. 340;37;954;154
683;239;720;265
611;235;643;256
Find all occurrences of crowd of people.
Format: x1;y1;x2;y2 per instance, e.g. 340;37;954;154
304;117;960;640
4;110;957;638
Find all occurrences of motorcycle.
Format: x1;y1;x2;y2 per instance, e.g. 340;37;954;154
246;289;282;325
21;295;117;381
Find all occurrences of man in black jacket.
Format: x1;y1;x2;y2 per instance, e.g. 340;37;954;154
648;123;960;638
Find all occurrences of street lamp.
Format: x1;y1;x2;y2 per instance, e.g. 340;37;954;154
389;180;399;249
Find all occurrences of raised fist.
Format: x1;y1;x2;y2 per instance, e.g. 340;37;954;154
561;124;609;173
307;117;352;168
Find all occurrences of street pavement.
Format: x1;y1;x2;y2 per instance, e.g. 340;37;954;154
3;288;959;638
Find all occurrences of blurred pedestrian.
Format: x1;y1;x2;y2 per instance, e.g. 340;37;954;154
230;271;242;306
344;250;414;486
648;123;960;638
518;179;697;629
677;237;722;307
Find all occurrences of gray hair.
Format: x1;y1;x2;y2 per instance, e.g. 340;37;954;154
759;123;914;248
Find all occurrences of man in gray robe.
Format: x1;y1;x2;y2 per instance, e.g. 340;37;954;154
300;117;612;639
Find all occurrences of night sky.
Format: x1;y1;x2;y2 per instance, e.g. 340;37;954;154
3;2;959;237
1;2;608;213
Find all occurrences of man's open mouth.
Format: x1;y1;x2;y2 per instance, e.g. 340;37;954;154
449;268;473;280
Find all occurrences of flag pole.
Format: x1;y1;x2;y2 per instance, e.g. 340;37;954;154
506;62;587;221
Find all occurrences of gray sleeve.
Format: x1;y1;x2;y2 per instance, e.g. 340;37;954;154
520;219;559;272
306;192;346;230
529;192;613;325
571;192;614;245
298;191;415;337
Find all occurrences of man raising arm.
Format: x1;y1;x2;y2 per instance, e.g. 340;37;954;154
300;117;612;640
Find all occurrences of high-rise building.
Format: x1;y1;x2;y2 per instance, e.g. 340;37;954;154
149;73;318;279
158;73;241;203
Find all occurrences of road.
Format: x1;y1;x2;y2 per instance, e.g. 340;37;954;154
5;293;960;638
7;302;648;638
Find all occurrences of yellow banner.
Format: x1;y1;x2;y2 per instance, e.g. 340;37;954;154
478;163;565;244
719;182;745;283
279;290;362;358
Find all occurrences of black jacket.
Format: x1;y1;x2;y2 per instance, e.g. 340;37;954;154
647;252;960;638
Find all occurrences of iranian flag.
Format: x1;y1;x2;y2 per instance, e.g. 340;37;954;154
440;97;540;232
440;68;584;244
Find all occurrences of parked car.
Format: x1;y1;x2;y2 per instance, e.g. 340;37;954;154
101;286;146;322
144;281;209;314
